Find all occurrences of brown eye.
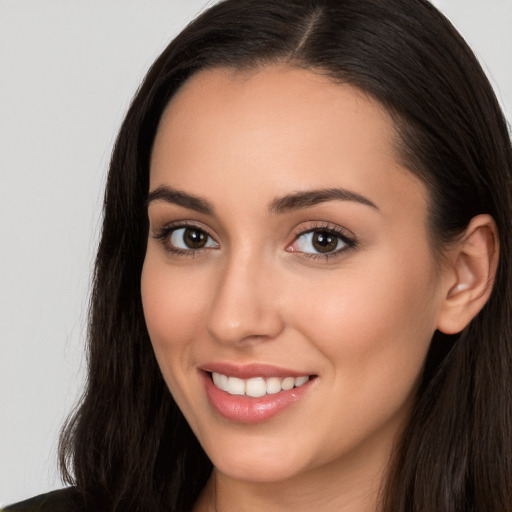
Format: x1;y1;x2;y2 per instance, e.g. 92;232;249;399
289;228;354;257
183;228;207;248
312;231;338;253
169;227;218;251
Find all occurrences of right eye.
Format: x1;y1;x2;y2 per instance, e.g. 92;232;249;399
168;227;219;251
153;225;219;255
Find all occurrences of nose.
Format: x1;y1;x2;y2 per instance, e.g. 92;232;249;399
205;252;285;345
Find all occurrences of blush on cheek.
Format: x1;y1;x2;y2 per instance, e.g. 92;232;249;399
297;263;436;371
142;260;197;334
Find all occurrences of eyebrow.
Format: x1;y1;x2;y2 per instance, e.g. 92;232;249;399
269;188;378;214
147;185;215;215
146;185;378;216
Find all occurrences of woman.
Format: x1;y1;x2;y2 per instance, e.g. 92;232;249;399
6;0;512;510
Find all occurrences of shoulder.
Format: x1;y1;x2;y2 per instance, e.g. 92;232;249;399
3;488;84;512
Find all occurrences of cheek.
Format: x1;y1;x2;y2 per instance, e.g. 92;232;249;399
291;249;439;397
140;256;209;378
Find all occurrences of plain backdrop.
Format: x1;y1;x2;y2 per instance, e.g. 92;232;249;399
1;0;511;506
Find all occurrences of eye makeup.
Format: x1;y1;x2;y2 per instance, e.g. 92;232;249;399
151;218;358;262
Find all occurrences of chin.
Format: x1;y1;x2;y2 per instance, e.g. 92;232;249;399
199;428;316;483
214;454;306;483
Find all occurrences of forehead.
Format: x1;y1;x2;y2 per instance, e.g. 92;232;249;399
153;66;397;171
150;66;426;220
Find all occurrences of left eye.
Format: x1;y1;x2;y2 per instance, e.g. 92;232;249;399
291;230;350;254
169;227;218;250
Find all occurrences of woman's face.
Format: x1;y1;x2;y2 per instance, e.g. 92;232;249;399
142;66;450;485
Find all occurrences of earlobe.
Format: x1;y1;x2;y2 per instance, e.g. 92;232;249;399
437;214;499;335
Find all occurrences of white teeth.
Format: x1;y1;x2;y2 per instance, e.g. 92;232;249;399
245;377;267;398
266;377;282;395
227;376;245;395
281;376;295;390
211;372;310;396
212;372;229;392
294;376;309;387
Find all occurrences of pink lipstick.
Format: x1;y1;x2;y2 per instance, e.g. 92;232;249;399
200;363;315;424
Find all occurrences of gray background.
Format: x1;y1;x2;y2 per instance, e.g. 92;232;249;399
1;0;511;506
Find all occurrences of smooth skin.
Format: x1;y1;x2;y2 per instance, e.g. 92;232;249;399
141;66;498;512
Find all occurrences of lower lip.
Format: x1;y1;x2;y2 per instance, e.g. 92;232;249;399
201;371;314;424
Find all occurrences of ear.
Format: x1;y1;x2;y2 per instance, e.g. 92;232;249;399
437;214;499;335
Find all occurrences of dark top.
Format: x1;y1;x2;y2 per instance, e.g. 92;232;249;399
3;488;84;512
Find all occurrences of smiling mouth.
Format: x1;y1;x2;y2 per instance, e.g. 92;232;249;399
210;372;313;397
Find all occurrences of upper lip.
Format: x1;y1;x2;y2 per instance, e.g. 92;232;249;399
200;362;313;379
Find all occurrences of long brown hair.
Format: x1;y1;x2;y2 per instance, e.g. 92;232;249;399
59;0;512;510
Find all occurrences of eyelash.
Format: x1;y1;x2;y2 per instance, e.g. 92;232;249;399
152;222;357;260
288;223;357;261
152;223;218;257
